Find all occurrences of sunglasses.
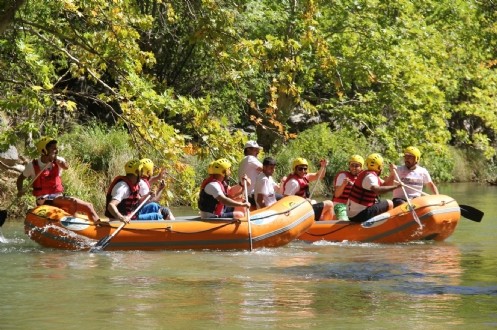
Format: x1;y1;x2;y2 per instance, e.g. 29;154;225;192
297;166;308;172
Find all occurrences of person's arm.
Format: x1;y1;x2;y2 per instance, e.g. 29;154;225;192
216;194;250;209
255;193;266;209
370;183;401;195
107;200;129;223
426;181;439;195
308;159;328;182
333;173;347;198
382;163;397;185
56;156;69;170
149;168;166;186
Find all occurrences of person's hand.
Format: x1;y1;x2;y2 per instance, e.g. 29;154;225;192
157;168;166;180
118;214;130;223
319;159;328;167
157;179;166;192
389;163;397;171
241;201;251;208
241;174;251;187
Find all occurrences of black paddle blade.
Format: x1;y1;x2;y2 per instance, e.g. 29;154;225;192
0;210;7;227
459;205;484;223
89;235;111;253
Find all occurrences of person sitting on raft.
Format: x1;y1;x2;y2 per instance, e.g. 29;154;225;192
198;158;251;219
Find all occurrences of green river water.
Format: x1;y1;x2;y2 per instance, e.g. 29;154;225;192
0;183;496;329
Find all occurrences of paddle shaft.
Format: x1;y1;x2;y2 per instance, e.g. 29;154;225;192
393;169;423;228
243;180;253;251
398;182;483;222
308;162;326;200
90;195;151;252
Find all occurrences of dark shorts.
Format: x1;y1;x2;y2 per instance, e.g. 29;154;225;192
349;200;390;223
312;202;325;221
392;198;406;207
248;194;256;207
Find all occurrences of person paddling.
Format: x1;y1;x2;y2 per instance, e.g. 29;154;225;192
388;146;439;207
198;158;250;219
137;158;175;220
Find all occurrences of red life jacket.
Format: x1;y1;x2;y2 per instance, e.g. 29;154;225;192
283;173;310;198
332;171;357;204
105;176;141;219
348;170;379;206
32;160;63;197
198;177;227;216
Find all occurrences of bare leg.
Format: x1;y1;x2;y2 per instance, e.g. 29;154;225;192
53;197;100;222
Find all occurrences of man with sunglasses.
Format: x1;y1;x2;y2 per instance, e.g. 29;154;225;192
283;157;334;221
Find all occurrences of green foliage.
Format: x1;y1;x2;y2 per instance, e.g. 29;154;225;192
2;0;497;205
60;123;131;172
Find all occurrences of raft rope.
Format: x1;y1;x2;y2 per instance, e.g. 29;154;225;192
28;199;311;236
305;199;457;237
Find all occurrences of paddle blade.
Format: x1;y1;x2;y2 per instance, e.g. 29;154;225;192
89;235;112;253
0;210;7;227
459;205;484;223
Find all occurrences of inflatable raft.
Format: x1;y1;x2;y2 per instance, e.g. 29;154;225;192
24;195;314;251
299;194;461;243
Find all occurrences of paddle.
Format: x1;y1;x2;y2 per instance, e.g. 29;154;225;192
308;159;327;200
393;168;423;228
0;162;51;227
89;195;151;252
397;182;484;223
243;180;253;251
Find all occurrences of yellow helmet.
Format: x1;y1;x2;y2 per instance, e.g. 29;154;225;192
292;157;309;170
124;159;142;176
404;146;421;162
211;158;231;175
36;137;57;155
140;158;154;177
365;153;383;172
349;154;364;167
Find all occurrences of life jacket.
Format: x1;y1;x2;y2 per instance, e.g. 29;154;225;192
105;176;141;219
198;177;227;216
332;171;357;204
348;170;379;206
32;160;63;197
283;173;310;198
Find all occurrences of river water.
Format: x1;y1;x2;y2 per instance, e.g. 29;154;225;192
1;183;496;329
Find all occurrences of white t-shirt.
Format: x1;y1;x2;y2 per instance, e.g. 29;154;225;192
110;181;134;202
254;172;277;208
283;177;304;196
139;180;150;195
392;165;433;199
347;172;380;217
334;172;348;187
200;181;226;218
22;156;66;179
238;155;262;194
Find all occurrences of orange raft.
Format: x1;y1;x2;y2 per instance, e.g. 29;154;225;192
24;195;314;251
299;194;460;243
